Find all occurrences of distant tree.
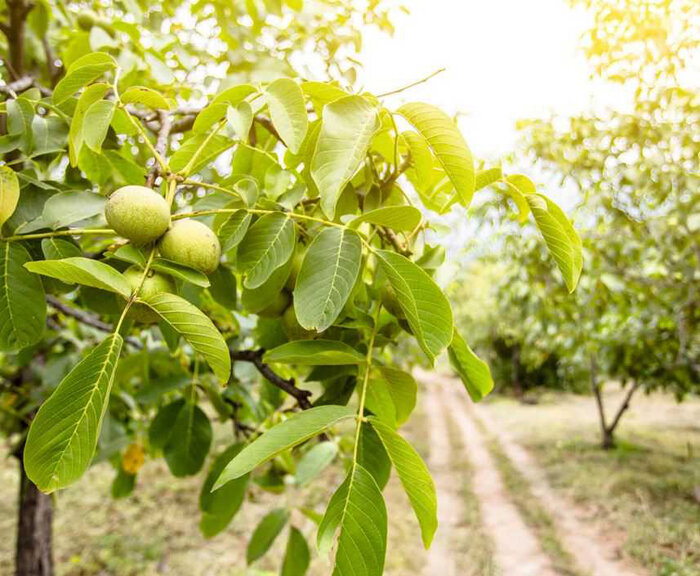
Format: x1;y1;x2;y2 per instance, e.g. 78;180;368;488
0;1;581;575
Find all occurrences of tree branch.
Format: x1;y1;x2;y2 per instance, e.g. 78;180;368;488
229;348;312;409
607;380;641;436
46;295;142;349
146;110;172;187
1;0;34;80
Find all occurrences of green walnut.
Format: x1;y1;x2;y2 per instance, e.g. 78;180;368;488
258;291;291;318
158;219;221;274
76;12;96;30
282;305;315;340
285;248;306;290
123;266;174;324
105;185;171;245
380;283;405;319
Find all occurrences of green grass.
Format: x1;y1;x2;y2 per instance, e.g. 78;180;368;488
483;388;700;576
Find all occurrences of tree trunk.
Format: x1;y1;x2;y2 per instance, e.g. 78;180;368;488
15;455;54;576
511;344;523;399
588;353;610;449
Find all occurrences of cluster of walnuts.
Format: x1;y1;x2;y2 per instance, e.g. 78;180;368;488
105;186;221;323
103;186;314;338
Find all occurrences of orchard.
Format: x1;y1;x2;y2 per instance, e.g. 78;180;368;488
1;0;696;576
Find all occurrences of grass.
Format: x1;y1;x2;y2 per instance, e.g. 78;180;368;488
0;414;430;576
483;387;700;576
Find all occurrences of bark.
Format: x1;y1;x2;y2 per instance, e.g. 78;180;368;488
15;453;54;576
588;353;610;448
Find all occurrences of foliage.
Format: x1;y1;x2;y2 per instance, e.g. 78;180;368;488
452;0;698;437
0;0;581;573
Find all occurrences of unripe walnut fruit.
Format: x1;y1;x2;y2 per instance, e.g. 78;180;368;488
158;219;221;274
258;291;291;318
123;266;174;324
105;185;171;245
282;305;315;340
380;283;405;319
76;12;96;30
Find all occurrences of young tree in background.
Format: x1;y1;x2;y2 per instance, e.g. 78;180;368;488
0;1;581;574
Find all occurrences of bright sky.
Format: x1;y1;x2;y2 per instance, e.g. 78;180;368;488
359;0;616;160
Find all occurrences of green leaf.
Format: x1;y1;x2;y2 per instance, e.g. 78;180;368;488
311;95;379;218
25;257;131;297
317;464;387;576
0;166;20;228
139;292;231;383
448;328;494;402
213;405;354;488
164;401;213;477
476;166;503;191
281;527;311;576
376;366;416;426
24;334;123;492
241;253;292;314
53;54;116;105
368;417;437;548
0;242;46;352
41;238;82;260
111;467;136;499
357;423;391;490
265;78;308;154
83;100;116;152
502;174;533;223
149;399;185;450
294;441;338;485
294;227;362;332
263;340;366;366
247;509;289;564
397;102;475;207
218;210;252;252
121;86;171;110
349;206;422;232
69;83;110;166
193;84;257;133
151;258;211;288
526;193;583;292
226;101;253;141
169;134;233;176
208;266;238;309
238;212;295;289
21;190;105;232
7;98;34;153
375;250;453;363
199;443;249;538
363;375;397;428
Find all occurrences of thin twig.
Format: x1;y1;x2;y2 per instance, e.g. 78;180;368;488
376;67;446;98
146;110;172;187
46;295;143;349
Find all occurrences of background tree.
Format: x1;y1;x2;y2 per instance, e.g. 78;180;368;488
0;1;582;575
452;0;699;448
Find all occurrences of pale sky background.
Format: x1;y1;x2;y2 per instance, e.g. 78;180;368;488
355;0;629;275
358;0;624;161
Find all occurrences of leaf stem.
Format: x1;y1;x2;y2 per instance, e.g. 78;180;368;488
3;228;117;242
351;305;382;466
116;246;157;332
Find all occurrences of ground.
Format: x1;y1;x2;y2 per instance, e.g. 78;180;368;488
1;381;698;575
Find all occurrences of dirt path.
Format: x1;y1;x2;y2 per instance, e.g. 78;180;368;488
423;371;558;576
423;386;463;576
471;405;647;576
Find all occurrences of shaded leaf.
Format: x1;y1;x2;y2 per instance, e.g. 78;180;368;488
247;509;289;564
281;527;311;576
0;242;46;352
294;227;362;332
311;96;379;218
264;340;366;366
164;401;212;477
